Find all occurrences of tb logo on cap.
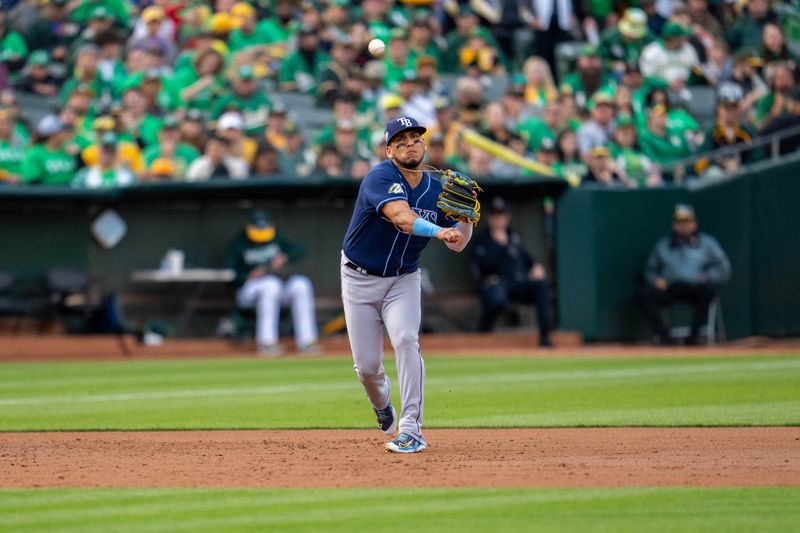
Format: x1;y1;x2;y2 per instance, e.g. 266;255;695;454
397;117;413;127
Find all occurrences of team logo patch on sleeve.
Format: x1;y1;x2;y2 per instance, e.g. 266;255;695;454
388;183;404;194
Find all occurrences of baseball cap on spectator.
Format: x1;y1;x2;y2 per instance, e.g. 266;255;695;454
144;68;161;82
486;197;509;215
27;50;50;67
580;44;599;58
90;5;113;20
591;146;611;158
618;8;647;40
616;114;636;128
208;12;238;35
238;64;255;80
458;5;477;18
588;91;614;110
37;115;64;137
151;158;176;178
270;101;288;116
142;6;166;23
417;56;437;69
335;119;357;132
673;203;696;221
384;116;426;144
100;132;117;147
649;103;669;116
717;83;743;105
734;48;764;68
231;2;256;19
93;115;116;131
662;21;692;40
50;0;69;7
400;70;418;83
161;115;180;130
381;93;405;110
184;108;205;122
363;60;386;81
330;0;349;8
538;137;558;153
283;121;300;136
390;28;407;42
218;111;244;131
434;96;450;110
298;23;317;36
246;210;276;243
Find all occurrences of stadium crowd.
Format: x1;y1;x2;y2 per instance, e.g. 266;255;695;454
0;0;797;187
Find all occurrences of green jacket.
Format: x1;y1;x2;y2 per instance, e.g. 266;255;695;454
598;28;654;65
225;231;305;286
21;144;77;185
279;49;330;93
212;91;272;136
638;127;692;165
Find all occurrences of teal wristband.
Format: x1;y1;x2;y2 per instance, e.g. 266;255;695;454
412;217;442;238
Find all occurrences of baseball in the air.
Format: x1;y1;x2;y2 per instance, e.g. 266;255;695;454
368;38;385;58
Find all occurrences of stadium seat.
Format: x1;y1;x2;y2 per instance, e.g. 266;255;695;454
687;86;717;129
668;295;726;346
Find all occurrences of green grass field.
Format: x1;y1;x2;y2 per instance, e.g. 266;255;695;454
2;353;799;532
1;487;799;533
1;355;799;430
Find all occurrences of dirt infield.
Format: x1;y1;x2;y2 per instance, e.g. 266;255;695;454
2;428;798;488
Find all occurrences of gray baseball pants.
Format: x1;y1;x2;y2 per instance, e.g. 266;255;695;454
340;255;425;442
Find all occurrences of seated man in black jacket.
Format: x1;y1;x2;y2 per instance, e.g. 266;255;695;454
471;197;552;347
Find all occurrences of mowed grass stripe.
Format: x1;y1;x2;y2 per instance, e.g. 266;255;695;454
1;355;798;430
0;488;798;533
2;358;798;406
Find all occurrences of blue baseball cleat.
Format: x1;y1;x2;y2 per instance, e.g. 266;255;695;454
385;432;427;453
374;403;397;436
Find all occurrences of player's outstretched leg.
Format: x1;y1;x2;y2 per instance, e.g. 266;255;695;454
382;271;427;453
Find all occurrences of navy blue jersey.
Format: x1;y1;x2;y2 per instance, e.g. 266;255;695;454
343;160;457;277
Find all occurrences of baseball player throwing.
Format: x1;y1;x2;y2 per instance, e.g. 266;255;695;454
341;116;482;453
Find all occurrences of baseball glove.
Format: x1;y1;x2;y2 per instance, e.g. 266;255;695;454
436;169;483;224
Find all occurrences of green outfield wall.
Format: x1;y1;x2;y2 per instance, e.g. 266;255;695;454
0;177;562;332
557;161;800;341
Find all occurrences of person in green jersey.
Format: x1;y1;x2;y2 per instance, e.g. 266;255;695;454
638;103;693;180
278;25;329;93
554;129;588;180
70;0;130;27
0;10;28;74
610;115;661;187
0;107;26;183
176;48;227;112
560;45;613;110
228;2;271;53
21;115;77;186
72;133;136;189
143;116;200;181
212;65;272;137
598;8;654;68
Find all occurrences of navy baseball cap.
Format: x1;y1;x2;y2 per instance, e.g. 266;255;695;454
384;116;427;145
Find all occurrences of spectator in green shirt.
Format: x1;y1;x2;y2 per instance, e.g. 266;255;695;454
317;36;358;106
228;2;271;53
176;48;227;112
561;45;612;110
21;115;77;186
598;8;654;68
70;0;130;28
756;62;800;128
382;29;415;91
72;132;136;189
278;25;330;93
407;13;442;68
0;10;28;73
142;116;200;182
638;103;693;168
0;107;26;183
60;44;107;105
213;65;272;137
726;0;775;53
610;115;662;188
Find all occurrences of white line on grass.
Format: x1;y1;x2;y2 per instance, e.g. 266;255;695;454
1;359;799;407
